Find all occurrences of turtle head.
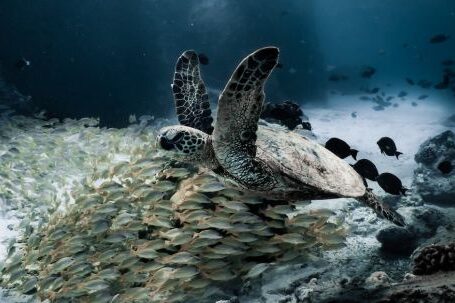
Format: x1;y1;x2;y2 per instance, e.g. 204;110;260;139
156;125;211;163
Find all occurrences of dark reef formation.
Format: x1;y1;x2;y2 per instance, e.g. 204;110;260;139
412;243;455;275
413;130;455;205
261;101;312;131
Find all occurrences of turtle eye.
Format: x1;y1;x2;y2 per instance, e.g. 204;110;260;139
159;136;175;150
165;130;184;143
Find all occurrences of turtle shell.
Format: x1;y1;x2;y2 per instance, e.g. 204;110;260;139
255;125;366;198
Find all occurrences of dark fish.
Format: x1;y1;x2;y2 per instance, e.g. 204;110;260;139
377;172;408;195
361;66;376;78
373;105;385;111
386;96;394;101
325;138;358;160
276;63;283;69
198;53;209;65
15;58;30;70
359;96;370;101
411;102;418;107
437;160;453;174
393;103;399;108
406;78;415;85
377;137;402;159
442;59;454;66
351;112;357;118
352;159;379;181
434;73;450;89
430;34;450;44
369;87;380;94
398;91;407;98
329;74;348;82
418;94;428;100
444;68;455;78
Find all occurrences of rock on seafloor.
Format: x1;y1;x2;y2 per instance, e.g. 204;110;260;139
376;206;447;255
413;130;455;205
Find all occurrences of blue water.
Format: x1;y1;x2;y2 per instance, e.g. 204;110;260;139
0;0;453;125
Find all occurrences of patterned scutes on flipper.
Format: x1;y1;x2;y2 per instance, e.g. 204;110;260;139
356;189;405;226
213;47;279;191
173;50;214;134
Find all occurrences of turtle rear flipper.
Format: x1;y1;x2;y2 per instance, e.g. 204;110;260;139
356;189;405;227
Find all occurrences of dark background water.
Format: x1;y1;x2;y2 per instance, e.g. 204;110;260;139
0;0;454;126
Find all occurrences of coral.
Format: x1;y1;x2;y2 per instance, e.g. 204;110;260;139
412;243;455;275
261;101;311;131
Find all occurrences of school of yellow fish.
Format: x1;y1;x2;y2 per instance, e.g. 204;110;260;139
0;111;347;303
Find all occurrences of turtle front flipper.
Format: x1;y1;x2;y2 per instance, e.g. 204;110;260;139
356;189;405;226
172;50;214;134
212;47;279;191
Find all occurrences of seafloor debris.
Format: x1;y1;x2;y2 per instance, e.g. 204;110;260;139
412;243;455;275
0;110;346;303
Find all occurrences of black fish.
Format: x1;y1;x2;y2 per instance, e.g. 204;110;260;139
370;87;380;94
386;96;394;101
445;68;455;78
198;53;209;65
442;59;454;66
434;73;450;89
437;160;453;174
377;172;407;195
329;74;348;82
15;58;30;70
377;137;402;159
352;159;379;181
361;66;376;78
411;102;418;107
325;138;358;160
351;112;357;118
398;91;407;98
430;34;450;44
418;94;428;100
405;78;414;85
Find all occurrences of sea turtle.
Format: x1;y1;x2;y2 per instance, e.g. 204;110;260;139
156;47;405;226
